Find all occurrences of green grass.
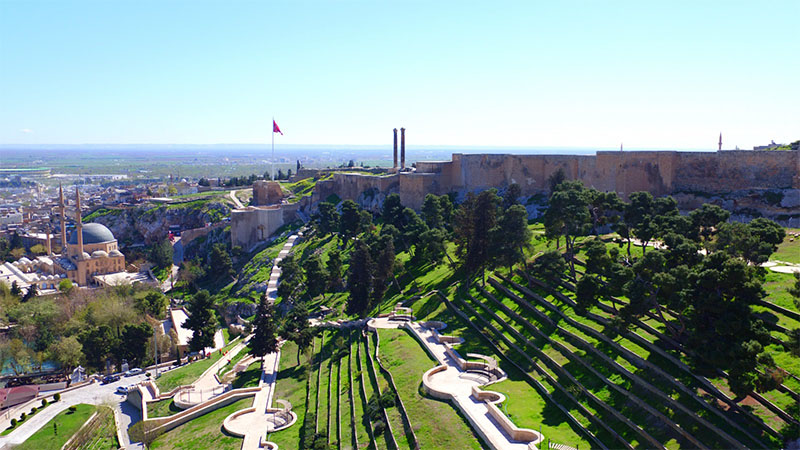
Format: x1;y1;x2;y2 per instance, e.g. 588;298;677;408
0;401;52;435
771;229;800;264
15;404;96;450
147;399;182;418
155;338;239;392
150;397;253;450
231;362;262;389
377;328;482;449
408;288;596;447
267;340;310;448
77;406;119;450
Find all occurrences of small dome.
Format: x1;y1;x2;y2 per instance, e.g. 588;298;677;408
68;223;116;245
109;250;123;257
91;250;108;258
78;252;91;260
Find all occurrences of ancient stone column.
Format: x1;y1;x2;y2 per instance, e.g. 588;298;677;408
393;128;398;169
400;127;406;169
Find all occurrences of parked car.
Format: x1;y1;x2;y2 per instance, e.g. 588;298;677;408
125;368;143;377
115;386;129;394
101;374;120;384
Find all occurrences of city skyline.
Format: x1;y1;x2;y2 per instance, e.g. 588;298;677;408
1;0;798;150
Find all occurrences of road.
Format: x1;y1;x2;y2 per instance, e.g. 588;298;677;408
0;370;157;449
229;189;245;209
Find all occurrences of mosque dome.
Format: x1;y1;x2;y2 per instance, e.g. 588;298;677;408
109;250;123;257
91;250;108;258
68;223;116;245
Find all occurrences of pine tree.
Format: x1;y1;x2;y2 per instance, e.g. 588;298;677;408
251;296;279;360
347;241;374;316
183;290;216;353
302;254;327;299
326;249;344;292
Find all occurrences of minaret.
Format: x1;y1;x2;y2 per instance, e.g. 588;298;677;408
75;187;84;257
59;184;67;253
718;133;722;151
45;228;52;256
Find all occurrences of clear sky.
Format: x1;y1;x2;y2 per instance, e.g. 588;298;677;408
1;0;798;149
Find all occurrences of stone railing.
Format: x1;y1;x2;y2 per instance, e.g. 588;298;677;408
471;386;544;446
144;386;261;436
174;384;230;409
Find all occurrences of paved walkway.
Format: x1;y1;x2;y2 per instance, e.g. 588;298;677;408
229;189;245;209
762;260;800;274
0;371;153;449
266;233;301;304
369;317;541;450
232;350;282;449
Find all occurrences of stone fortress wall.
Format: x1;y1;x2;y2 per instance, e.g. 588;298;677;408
233;149;798;250
326;150;798;210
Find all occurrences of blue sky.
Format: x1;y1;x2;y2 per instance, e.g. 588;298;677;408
1;0;798;149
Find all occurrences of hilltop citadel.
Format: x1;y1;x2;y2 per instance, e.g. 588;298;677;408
232;147;800;251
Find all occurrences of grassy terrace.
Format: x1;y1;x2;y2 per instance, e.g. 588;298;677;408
148;398;182;419
480;275;776;448
574;276;792;431
337;330;352;449
15;404;96;450
349;330;371;447
266;340;308;448
514;270;783;446
453;289;646;448
363;332;410;448
406;289;591;447
377;328;482;449
150;398;252;449
317;330;330;438
155;337;239;392
356;331;391;448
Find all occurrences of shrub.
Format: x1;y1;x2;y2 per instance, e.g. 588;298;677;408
68;405;77;413
31;407;37;415
10;418;17;427
20;413;27;421
373;419;386;435
41;399;48;407
53;393;61;402
380;390;396;408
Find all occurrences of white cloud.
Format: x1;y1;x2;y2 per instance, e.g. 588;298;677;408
20;128;33;133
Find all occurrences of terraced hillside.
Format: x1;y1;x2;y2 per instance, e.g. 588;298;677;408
268;326;482;449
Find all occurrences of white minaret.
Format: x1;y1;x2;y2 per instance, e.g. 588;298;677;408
59;184;67;253
75;187;84;257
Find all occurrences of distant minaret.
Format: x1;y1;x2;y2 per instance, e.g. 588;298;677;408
75;187;84;257
620;142;623;152
45;228;52;257
718;133;722;151
59;184;67;253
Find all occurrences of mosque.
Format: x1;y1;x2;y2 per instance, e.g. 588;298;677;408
0;186;126;291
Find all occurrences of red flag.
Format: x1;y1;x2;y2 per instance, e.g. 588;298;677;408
273;120;283;135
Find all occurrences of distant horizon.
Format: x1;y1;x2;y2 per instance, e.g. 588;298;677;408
0;142;735;152
2;1;797;149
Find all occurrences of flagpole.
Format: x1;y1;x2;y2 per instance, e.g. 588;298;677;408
271;117;275;181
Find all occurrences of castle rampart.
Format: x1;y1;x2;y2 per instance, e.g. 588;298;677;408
321;149;799;210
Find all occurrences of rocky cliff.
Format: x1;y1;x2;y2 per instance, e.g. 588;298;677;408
86;200;232;245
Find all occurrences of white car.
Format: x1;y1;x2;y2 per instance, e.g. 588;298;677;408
125;368;143;377
115;386;129;394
